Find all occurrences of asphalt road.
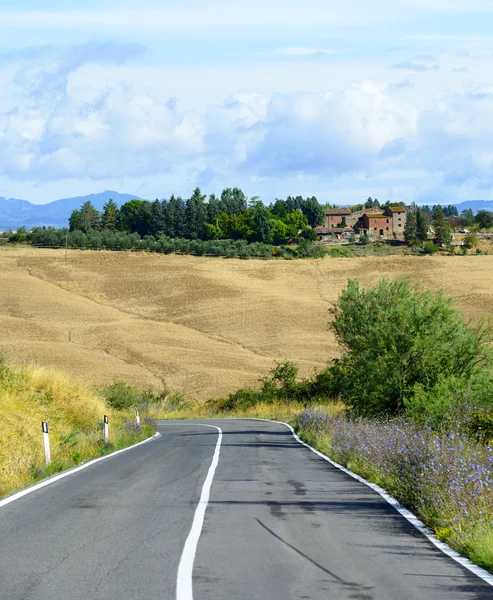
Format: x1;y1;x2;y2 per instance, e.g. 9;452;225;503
1;419;491;599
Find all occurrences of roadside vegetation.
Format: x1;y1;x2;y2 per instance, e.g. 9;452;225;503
155;276;493;571
0;356;158;500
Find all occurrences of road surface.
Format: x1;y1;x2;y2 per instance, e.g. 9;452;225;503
0;419;491;599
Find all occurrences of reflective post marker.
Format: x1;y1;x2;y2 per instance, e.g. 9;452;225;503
42;421;51;465
136;410;141;426
104;415;109;442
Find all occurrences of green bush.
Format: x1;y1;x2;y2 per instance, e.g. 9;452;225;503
423;241;440;254
329;278;493;417
100;380;143;410
405;370;493;430
326;247;349;258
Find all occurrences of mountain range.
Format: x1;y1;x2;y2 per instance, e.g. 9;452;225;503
0;191;143;229
0;192;492;230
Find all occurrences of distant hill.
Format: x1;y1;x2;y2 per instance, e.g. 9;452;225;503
449;200;493;214
0;191;144;230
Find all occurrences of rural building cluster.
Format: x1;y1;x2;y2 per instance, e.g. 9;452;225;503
316;206;408;241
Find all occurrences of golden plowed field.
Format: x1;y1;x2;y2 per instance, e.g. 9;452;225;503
1;247;492;400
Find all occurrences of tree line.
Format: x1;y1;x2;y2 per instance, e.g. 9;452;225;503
21;227;334;260
68;188;325;245
405;204;493;250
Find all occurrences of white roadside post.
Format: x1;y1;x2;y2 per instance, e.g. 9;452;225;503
41;421;51;465
104;415;109;442
136;410;141;426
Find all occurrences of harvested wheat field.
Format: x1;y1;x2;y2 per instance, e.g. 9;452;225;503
1;246;492;400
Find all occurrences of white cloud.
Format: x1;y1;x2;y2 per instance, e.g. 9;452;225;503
1;41;493;203
272;47;340;57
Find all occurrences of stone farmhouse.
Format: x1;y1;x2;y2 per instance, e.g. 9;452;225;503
316;205;407;241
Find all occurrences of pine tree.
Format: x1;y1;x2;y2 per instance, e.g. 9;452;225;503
404;212;417;245
185;188;208;239
135;201;153;237
150;199;166;235
232;188;247;214
78;201;100;231
166;195;186;238
416;208;428;242
206;194;222;222
101;199;119;231
432;205;451;245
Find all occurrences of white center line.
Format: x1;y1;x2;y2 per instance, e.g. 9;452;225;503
176;423;223;600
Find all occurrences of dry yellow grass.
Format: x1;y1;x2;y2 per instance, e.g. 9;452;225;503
0;362;157;498
0;365;108;496
1;246;493;400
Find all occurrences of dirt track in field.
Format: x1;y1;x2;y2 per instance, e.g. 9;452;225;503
1;247;492;400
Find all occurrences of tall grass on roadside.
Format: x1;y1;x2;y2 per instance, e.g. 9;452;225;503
297;410;493;572
0;362;155;500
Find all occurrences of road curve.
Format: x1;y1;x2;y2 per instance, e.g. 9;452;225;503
0;419;491;599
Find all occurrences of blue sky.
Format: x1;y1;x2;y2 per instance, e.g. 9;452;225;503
1;1;493;205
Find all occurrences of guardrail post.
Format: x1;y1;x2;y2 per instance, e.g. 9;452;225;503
42;421;51;465
136;410;141;426
104;415;109;442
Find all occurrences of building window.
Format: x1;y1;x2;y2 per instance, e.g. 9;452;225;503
386;219;389;224
374;219;377;224
386;227;389;230
374;227;377;230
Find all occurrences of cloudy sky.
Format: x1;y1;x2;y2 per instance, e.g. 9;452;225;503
1;1;493;205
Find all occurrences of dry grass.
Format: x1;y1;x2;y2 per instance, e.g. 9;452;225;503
155;399;345;423
0;363;153;498
2;246;493;400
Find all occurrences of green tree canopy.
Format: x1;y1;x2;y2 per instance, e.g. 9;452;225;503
118;200;144;233
301;197;325;227
475;210;493;231
329;278;492;417
365;197;380;209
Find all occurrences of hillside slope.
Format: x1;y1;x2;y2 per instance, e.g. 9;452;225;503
1;247;493;401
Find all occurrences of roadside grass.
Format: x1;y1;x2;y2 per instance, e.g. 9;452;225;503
154;396;345;423
0;362;155;500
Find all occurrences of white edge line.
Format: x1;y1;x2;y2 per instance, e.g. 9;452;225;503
246;417;493;587
0;432;161;509
176;424;223;600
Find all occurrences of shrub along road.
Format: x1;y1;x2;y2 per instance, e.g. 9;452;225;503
0;420;491;599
